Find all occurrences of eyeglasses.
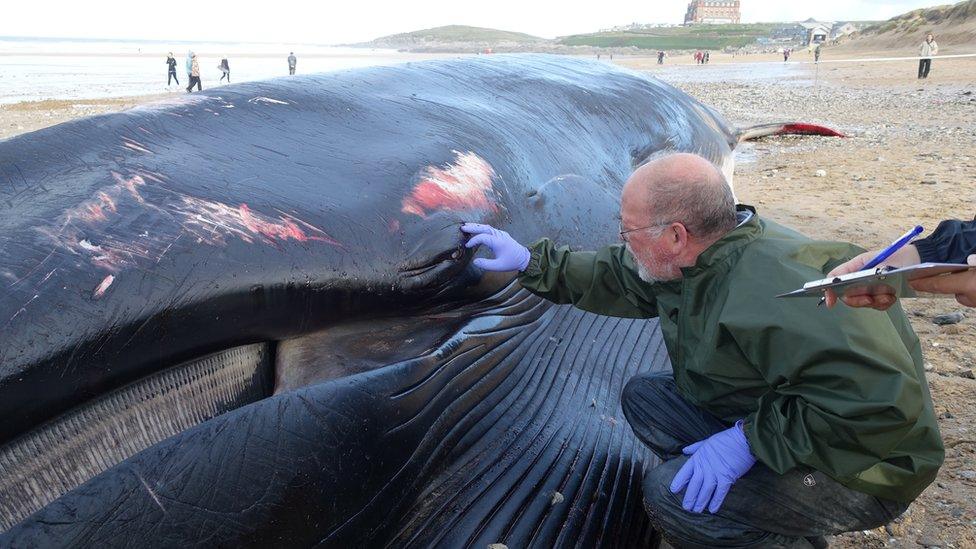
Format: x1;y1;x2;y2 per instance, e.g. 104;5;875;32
619;222;671;241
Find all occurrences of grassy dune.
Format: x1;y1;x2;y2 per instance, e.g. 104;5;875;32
558;24;779;50
365;25;544;47
835;0;976;51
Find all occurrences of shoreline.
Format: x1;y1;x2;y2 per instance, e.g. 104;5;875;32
0;50;407;58
5;52;975;139
4;50;975;110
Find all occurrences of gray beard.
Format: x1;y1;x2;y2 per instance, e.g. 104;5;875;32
636;260;662;283
627;244;667;283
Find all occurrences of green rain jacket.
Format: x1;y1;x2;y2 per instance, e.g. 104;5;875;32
518;205;943;503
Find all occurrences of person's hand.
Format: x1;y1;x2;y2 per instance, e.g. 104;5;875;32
460;223;531;272
910;254;976;308
669;420;756;514
824;245;921;310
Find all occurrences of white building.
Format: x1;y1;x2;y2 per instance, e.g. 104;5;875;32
797;20;834;45
831;22;858;40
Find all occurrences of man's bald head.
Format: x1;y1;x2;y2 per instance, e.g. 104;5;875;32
622;152;737;242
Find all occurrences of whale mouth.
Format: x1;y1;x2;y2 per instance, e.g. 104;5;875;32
399;244;467;279
396;223;476;293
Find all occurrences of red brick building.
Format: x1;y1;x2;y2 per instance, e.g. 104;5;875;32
684;0;741;24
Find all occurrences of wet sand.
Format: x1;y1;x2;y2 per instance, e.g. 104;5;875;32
0;95;170;140
2;52;975;547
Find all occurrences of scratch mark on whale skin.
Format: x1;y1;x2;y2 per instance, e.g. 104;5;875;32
248;97;290;106
34;171;342;277
121;137;153;154
0;168;344;333
3;294;40;329
135;471;167;514
174;198;342;247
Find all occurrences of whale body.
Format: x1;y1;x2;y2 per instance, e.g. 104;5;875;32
0;55;834;546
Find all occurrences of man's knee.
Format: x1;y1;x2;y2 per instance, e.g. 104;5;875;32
641;458;683;521
642;459;793;548
641;459;728;545
622;372;717;459
621;373;673;416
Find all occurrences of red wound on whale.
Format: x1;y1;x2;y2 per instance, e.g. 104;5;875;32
776;123;846;138
402;151;499;218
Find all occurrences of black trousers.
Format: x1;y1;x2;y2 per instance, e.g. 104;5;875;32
918;59;932;78
620;373;908;548
167;70;179;85
289;66;296;75
186;76;202;92
220;71;230;82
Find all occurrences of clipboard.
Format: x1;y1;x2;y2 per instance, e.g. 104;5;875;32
777;263;975;299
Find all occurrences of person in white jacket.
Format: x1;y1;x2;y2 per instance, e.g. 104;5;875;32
918;33;938;79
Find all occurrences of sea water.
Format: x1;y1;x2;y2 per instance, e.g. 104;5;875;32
0;36;450;104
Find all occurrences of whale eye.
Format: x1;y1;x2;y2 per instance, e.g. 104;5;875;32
451;249;462;260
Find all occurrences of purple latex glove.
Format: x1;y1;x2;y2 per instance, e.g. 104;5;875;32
669;420;757;514
460;223;531;272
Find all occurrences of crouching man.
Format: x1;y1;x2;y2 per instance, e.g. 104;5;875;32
462;153;943;547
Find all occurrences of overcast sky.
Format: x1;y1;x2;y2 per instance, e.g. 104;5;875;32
1;0;945;44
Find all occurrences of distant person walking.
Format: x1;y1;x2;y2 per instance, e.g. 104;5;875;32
694;50;702;64
219;57;230;83
657;50;665;64
703;51;710;64
166;52;179;86
783;48;791;62
918;33;938;79
185;51;193;78
814;43;822;63
186;52;202;93
288;52;297;75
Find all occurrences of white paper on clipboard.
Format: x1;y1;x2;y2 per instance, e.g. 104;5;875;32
777;263;975;298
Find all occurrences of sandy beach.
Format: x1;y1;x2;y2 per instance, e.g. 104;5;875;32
2;51;974;547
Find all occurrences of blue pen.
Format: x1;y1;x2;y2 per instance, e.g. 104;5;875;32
862;225;925;270
817;225;924;307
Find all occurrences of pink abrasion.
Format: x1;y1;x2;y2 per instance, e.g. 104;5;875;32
402;151;500;218
40;171;342;275
238;204;341;246
93;275;115;299
121;137;153;154
776;123;846;138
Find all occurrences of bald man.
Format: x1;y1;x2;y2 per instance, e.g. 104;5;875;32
461;153;942;547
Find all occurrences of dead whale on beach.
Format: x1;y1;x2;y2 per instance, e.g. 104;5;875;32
0;54;841;547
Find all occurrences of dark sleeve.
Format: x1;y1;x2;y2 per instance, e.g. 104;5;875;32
517;239;659;319
913;217;976;263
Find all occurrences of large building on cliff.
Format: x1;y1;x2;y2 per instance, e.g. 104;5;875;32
684;0;741;24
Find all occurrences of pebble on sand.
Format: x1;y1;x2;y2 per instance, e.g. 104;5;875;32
932;312;964;325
